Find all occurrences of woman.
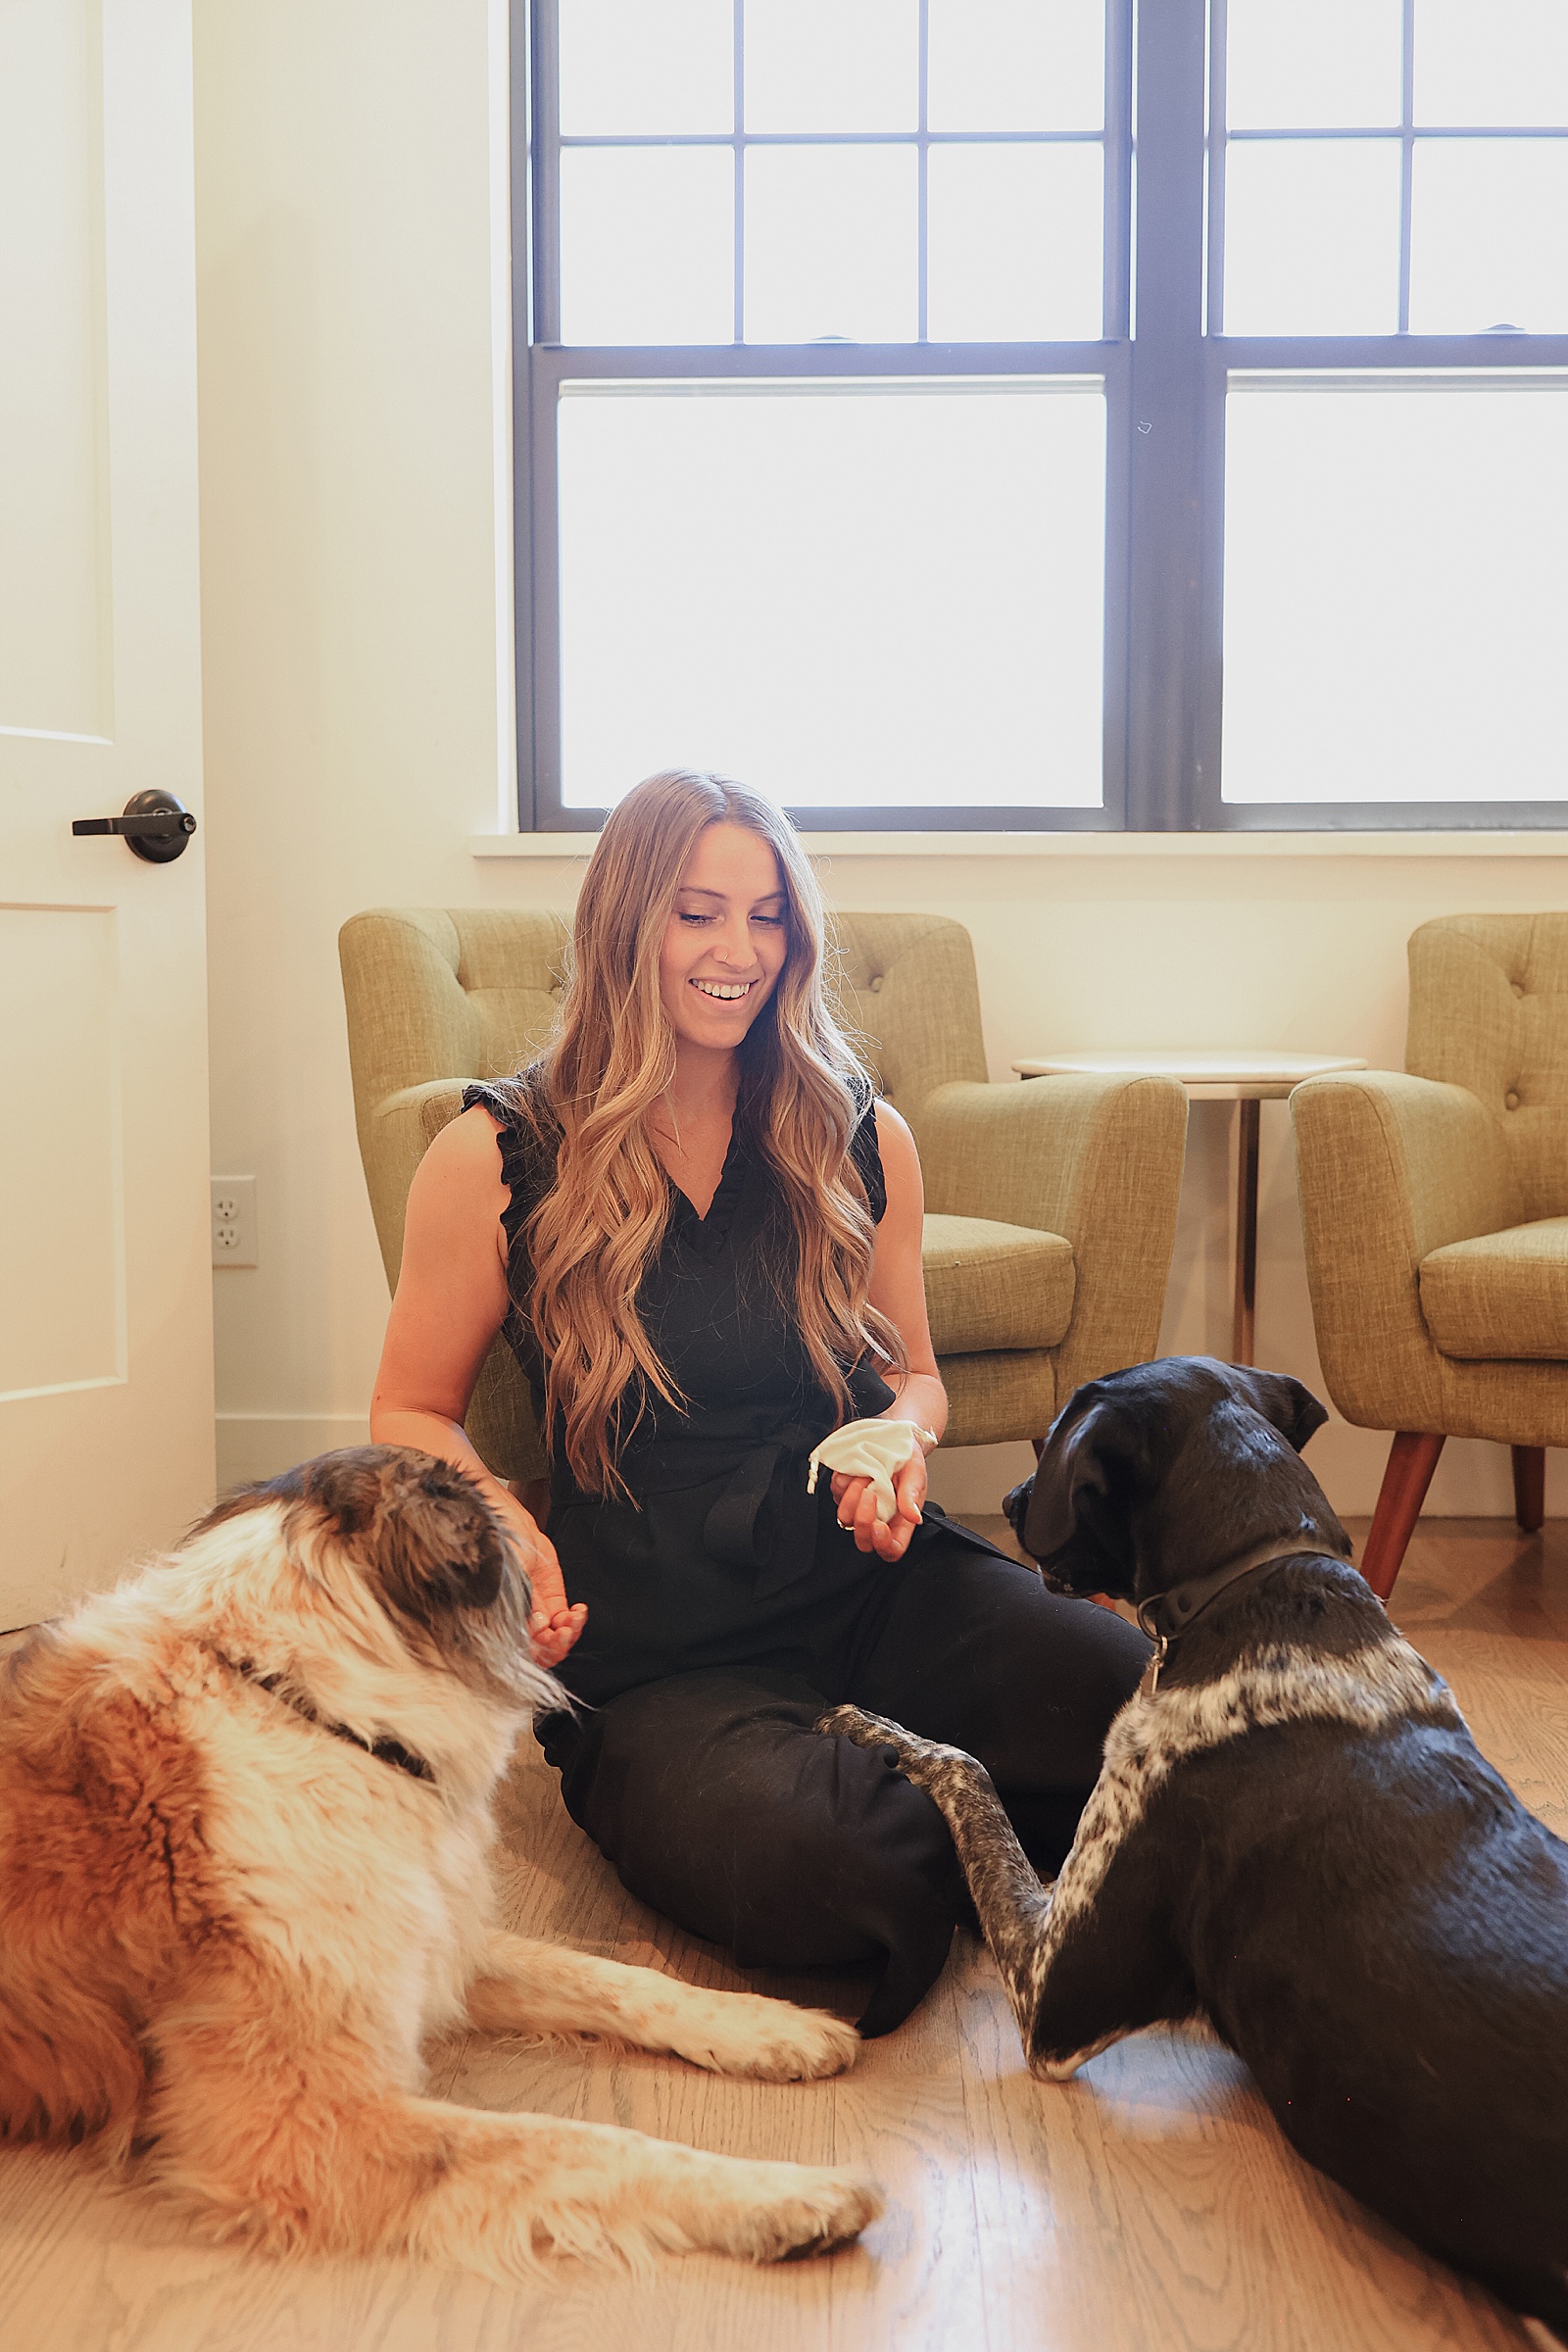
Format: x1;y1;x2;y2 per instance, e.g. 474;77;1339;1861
371;771;1148;2034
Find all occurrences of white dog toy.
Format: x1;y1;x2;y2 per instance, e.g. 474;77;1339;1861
807;1419;935;1524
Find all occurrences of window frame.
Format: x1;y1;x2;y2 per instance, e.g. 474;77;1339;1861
1199;0;1568;833
511;0;1568;834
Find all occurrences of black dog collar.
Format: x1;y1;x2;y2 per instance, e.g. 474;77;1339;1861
239;1663;435;1785
1135;1540;1332;1697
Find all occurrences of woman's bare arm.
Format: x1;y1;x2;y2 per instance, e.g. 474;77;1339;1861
370;1106;586;1668
833;1101;947;1561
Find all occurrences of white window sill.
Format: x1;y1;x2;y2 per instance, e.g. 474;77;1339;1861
470;828;1568;860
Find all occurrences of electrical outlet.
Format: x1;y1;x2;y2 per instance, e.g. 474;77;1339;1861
212;1175;258;1267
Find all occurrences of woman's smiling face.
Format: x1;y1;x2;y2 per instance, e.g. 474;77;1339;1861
657;820;790;1054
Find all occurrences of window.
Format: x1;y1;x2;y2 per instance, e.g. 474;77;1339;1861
513;0;1568;830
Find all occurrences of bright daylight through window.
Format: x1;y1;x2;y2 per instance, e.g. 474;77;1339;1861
516;0;1568;830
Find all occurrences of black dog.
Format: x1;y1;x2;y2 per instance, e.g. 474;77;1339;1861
818;1356;1568;2340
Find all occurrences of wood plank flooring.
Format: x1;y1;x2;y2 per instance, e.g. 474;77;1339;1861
0;1515;1563;2351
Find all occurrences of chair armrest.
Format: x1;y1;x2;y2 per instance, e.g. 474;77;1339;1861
915;1074;1189;1395
361;1080;468;1292
1291;1070;1520;1432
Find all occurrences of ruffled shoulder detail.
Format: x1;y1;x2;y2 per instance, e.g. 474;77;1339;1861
847;1076;887;1226
462;1077;560;1250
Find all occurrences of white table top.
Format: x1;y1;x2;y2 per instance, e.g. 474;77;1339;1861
1011;1049;1369;1102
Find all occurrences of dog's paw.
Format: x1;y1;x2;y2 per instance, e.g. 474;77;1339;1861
674;1992;860;2082
1029;2026;1127;2082
813;1701;886;1745
732;2003;860;2083
813;1704;978;1792
719;2166;883;2263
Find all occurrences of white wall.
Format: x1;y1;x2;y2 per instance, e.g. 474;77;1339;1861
193;0;1568;1522
195;0;507;1472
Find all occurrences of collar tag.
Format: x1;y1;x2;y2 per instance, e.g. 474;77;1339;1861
1140;1540;1323;1651
1138;1638;1167;1700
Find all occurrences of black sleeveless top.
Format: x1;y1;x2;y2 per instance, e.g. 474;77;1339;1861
464;1078;911;1708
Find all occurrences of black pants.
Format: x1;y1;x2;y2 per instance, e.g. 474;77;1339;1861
538;1543;1150;2035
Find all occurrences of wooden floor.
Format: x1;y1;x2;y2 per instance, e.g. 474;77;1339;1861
1;1515;1564;2352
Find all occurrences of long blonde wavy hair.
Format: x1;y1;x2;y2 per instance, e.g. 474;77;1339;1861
503;770;904;1499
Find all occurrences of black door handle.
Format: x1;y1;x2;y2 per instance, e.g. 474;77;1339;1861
73;789;198;863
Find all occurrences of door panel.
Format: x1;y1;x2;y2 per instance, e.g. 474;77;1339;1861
0;0;213;1627
0;0;113;740
0;906;123;1399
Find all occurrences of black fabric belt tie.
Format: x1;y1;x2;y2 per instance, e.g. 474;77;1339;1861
705;1428;827;1596
611;1420;835;1598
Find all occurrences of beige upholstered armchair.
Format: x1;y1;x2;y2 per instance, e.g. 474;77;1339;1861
1292;914;1568;1599
340;906;1188;1486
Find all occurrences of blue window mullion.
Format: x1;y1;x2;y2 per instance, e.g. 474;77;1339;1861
733;0;745;342
530;0;561;344
917;0;929;342
1125;0;1209;829
1206;0;1228;335
1399;0;1415;334
1104;0;1134;340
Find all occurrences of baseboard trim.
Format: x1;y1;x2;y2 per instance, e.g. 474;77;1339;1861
216;1414;372;1491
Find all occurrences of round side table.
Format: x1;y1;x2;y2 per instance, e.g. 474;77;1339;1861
1010;1050;1368;1367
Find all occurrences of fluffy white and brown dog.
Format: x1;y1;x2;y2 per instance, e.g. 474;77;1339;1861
0;1446;880;2274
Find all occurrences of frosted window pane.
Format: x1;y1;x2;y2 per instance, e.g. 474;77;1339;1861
561;149;733;344
927;0;1103;133
1415;0;1568;127
1222;380;1568;803
557;383;1106;808
1409;140;1568;333
1226;0;1402;129
559;0;732;134
745;148;916;342
1224;140;1401;333
745;0;917;133
927;145;1102;339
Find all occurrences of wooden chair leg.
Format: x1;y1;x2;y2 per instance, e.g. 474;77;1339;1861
1360;1432;1446;1602
1512;1445;1546;1535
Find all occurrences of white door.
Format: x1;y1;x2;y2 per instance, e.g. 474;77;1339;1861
0;0;213;1628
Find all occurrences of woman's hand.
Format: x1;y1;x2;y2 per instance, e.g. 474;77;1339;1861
831;1439;927;1563
489;1487;587;1670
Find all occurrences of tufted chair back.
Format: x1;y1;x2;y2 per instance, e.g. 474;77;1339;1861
339;907;572;1292
344;901;1188;1483
828;911;988;1124
340;906;991;1296
340;906;1001;1481
1406;914;1568;1224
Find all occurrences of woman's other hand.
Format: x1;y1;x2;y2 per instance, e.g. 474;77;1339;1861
855;1098;946;1559
495;1491;587;1668
530;1596;589;1673
831;1440;927;1563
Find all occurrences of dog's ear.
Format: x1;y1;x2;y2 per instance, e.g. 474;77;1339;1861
299;1447;512;1630
1216;1365;1328;1454
1003;1474;1034;1549
1016;1387;1148;1591
373;1454;510;1625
